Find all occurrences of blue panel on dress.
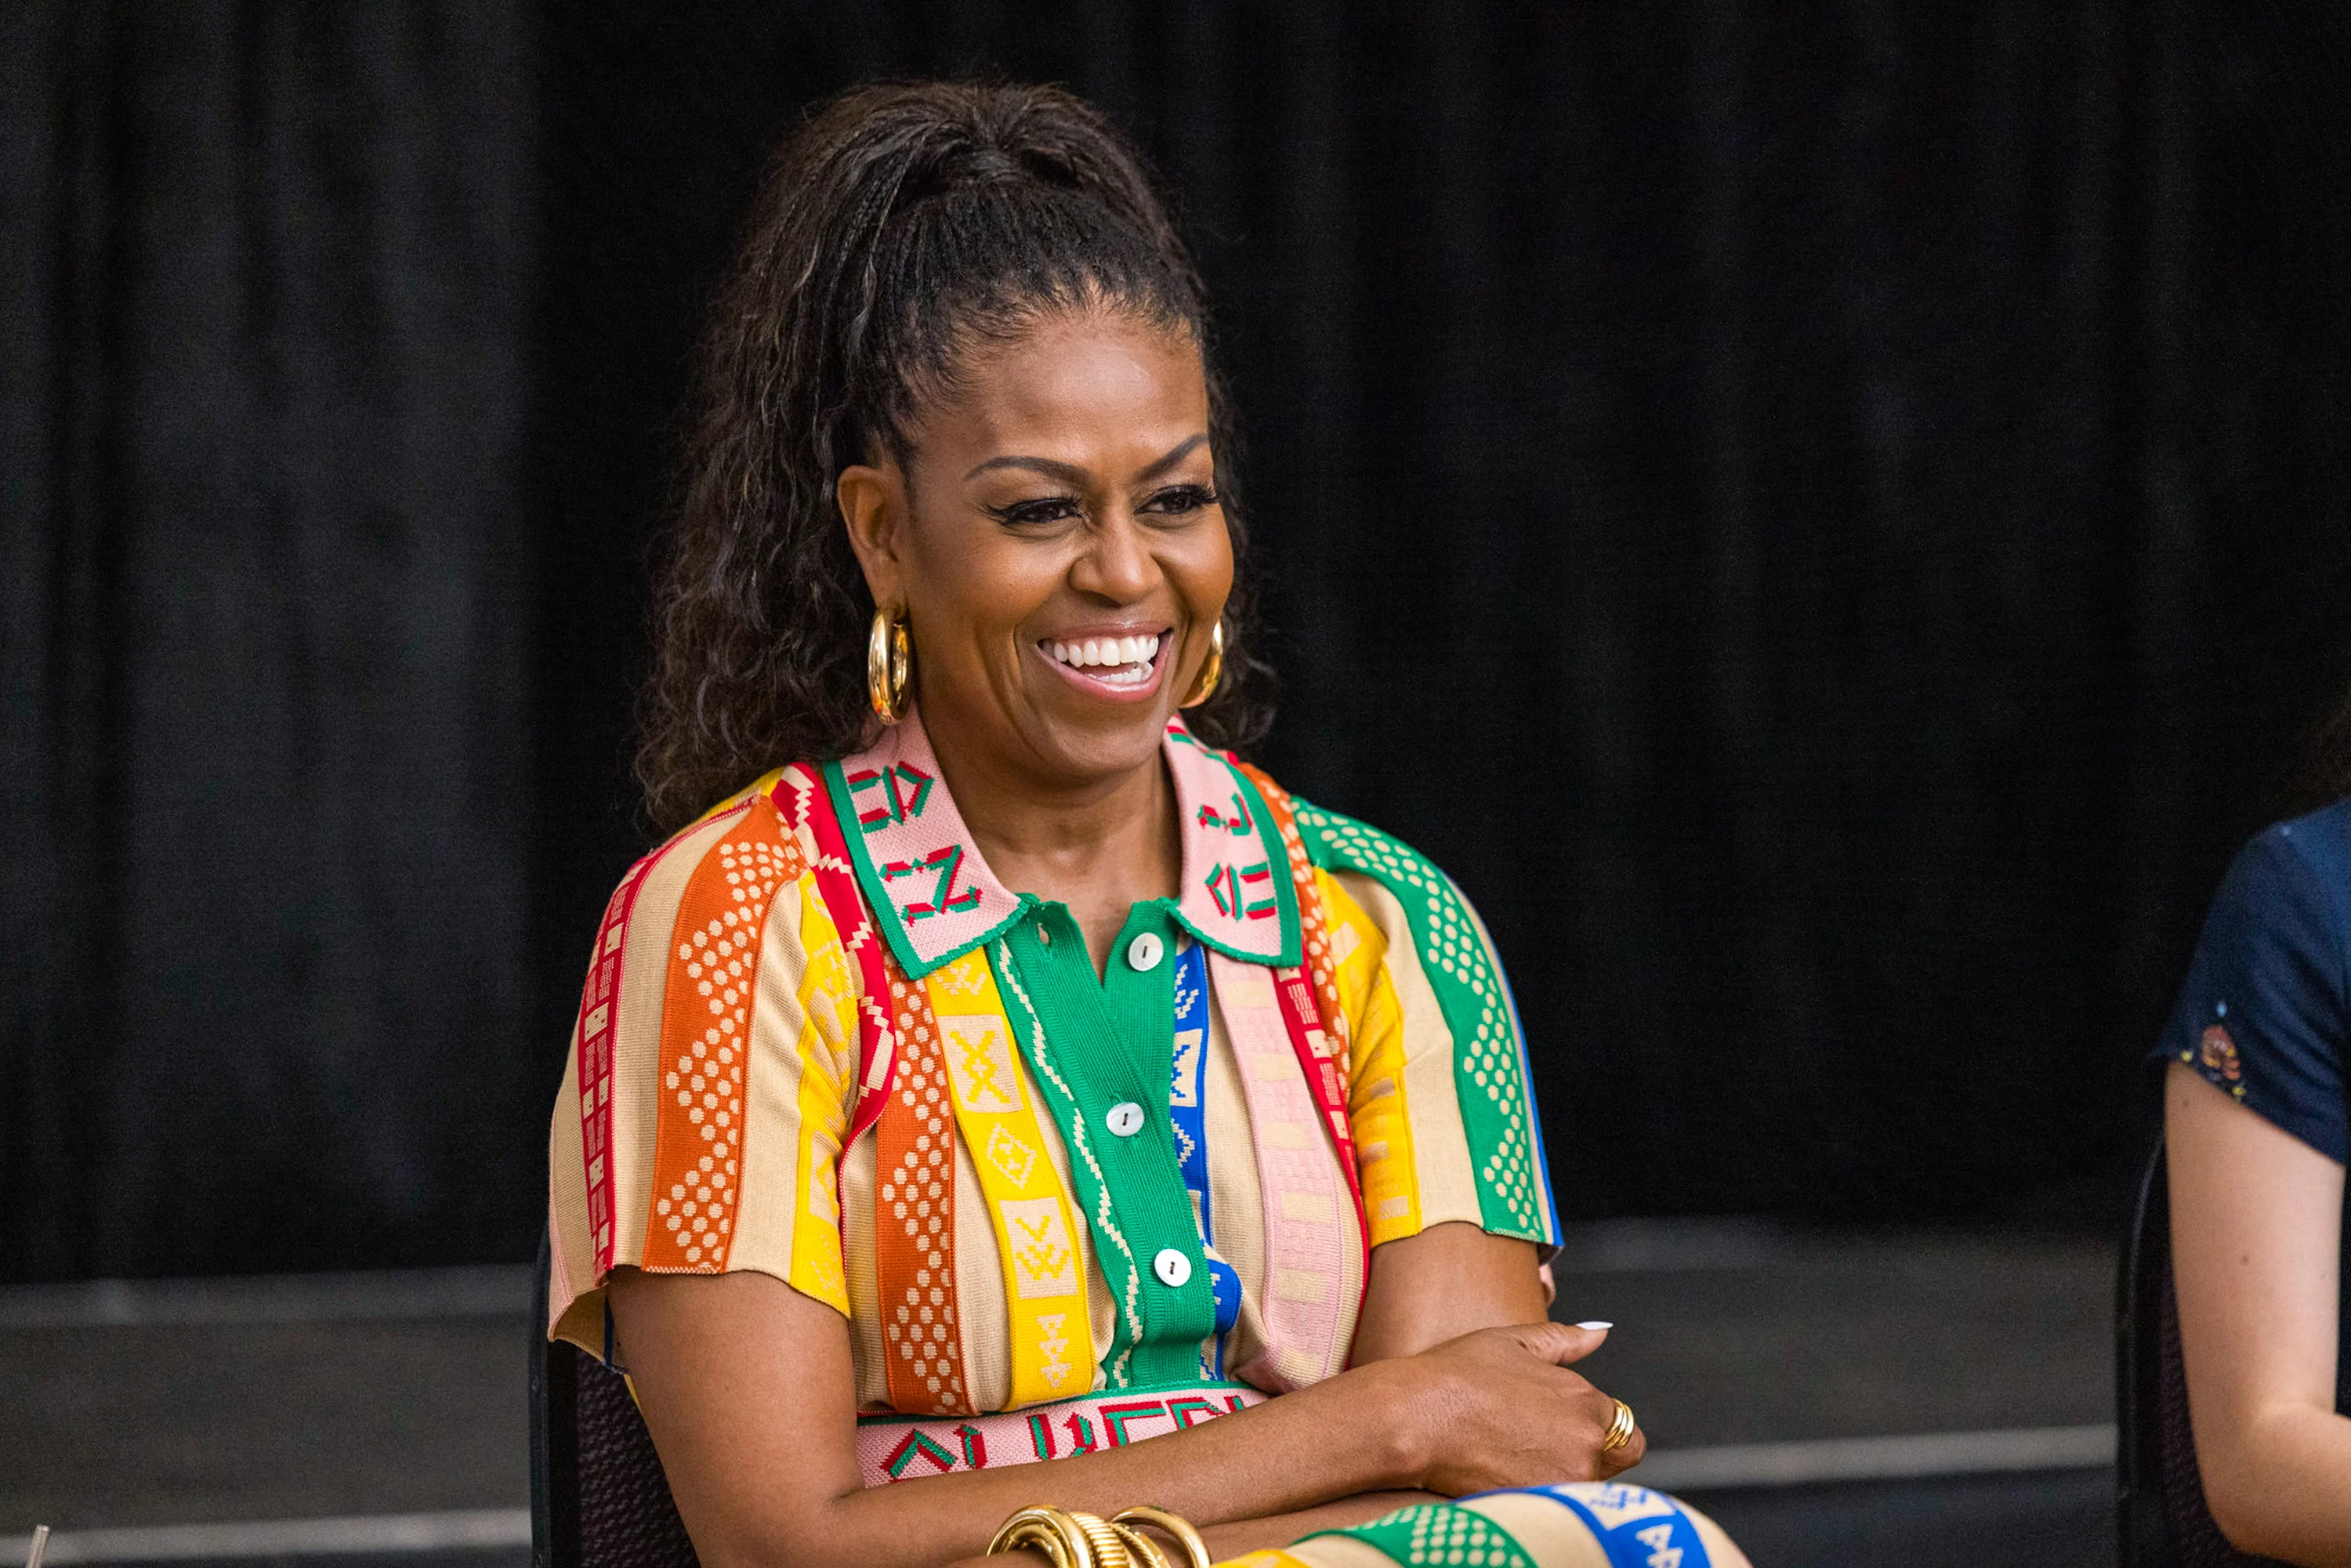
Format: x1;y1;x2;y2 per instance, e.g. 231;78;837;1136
1487;1483;1714;1568
1169;936;1241;1375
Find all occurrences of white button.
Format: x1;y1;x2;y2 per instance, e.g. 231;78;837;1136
1126;931;1165;972
1153;1248;1193;1287
1106;1101;1147;1138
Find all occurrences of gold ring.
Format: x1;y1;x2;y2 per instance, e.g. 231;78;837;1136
1599;1397;1637;1453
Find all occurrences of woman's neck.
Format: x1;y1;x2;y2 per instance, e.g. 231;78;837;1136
923;719;1181;976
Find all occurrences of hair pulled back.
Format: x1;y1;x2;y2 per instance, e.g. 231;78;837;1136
636;80;1274;834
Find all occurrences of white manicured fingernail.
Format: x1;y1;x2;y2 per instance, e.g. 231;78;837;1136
1575;1320;1614;1331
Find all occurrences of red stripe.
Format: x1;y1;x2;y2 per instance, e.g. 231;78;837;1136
1272;962;1371;1284
781;770;900;1164
576;843;666;1277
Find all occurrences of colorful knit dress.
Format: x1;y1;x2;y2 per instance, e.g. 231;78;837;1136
545;709;1738;1567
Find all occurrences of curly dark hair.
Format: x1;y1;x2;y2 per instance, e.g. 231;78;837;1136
636;80;1276;834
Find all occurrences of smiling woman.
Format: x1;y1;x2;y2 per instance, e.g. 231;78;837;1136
545;81;1748;1568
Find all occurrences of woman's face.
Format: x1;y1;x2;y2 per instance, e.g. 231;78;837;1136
838;306;1232;792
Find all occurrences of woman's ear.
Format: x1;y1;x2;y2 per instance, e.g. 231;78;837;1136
837;462;906;610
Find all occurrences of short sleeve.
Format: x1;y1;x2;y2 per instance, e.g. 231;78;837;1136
1293;802;1562;1252
2154;813;2351;1165
546;784;865;1356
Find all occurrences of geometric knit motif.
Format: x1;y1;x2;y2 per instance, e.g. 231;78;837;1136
922;946;1092;1409
643;800;802;1271
1237;762;1353;1069
1310;1502;1534;1568
1291;802;1546;1240
988;933;1152;1389
876;952;971;1415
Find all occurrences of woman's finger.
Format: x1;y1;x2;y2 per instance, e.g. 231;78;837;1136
1596;1418;1647;1478
1504;1319;1611;1366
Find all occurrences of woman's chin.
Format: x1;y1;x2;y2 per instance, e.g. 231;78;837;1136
1019;699;1174;784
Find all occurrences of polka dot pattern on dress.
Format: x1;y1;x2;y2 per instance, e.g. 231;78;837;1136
1341;1502;1532;1568
1291;802;1545;1239
876;958;970;1415
645;803;800;1271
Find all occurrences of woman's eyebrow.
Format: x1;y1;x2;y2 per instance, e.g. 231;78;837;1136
962;433;1208;485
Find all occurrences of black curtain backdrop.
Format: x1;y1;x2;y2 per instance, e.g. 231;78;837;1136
3;4;538;1277
5;2;2347;1279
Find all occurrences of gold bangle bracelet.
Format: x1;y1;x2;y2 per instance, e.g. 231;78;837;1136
987;1507;1089;1568
1110;1506;1212;1568
986;1506;1139;1567
1107;1523;1172;1568
1073;1513;1132;1567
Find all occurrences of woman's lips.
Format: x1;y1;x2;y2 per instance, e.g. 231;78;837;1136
1034;628;1170;701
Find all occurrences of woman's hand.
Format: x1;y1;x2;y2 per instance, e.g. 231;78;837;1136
1350;1222;1644;1496
1386;1320;1645;1496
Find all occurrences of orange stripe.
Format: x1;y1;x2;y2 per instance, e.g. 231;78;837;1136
642;797;803;1272
876;951;972;1414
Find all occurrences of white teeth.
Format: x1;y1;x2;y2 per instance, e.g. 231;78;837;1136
1043;632;1164;675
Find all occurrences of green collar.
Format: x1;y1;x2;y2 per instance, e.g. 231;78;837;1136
820;710;1299;980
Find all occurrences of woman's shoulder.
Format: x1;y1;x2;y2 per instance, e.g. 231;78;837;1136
1239;766;1512;1007
590;764;835;961
1251;778;1483;936
2257;795;2351;908
2208;799;2351;969
1229;761;1458;900
2161;798;2350;1162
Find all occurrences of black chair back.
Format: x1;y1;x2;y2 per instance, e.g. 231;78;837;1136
531;1235;701;1568
2118;1142;2347;1568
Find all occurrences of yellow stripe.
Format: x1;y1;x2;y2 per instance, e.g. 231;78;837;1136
1320;870;1423;1245
924;947;1092;1407
784;875;857;1313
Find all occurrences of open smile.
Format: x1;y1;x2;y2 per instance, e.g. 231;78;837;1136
1034;628;1170;701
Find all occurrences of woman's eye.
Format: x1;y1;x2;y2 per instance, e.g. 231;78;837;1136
1141;484;1219;516
988;497;1083;527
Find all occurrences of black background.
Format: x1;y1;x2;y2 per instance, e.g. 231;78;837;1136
6;2;2347;1280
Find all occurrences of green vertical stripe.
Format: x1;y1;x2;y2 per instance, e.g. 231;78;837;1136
1293;802;1552;1241
991;907;1213;1389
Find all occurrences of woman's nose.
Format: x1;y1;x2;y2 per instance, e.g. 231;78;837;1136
1071;510;1158;601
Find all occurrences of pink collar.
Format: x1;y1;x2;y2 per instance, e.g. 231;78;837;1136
819;707;1299;979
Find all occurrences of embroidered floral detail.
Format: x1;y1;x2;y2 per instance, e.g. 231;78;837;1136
2200;1021;2244;1092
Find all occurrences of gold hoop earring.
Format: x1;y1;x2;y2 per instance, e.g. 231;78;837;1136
868;607;912;725
1178;621;1224;709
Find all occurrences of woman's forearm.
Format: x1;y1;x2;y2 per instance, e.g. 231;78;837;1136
2168;1063;2351;1566
774;1360;1432;1568
2201;1403;2351;1566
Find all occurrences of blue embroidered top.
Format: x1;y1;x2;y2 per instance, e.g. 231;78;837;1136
2155;797;2351;1164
